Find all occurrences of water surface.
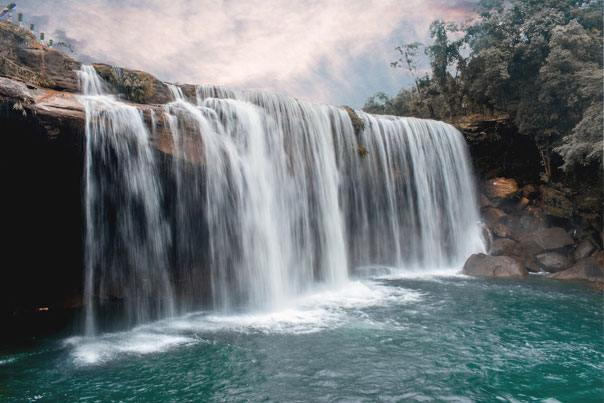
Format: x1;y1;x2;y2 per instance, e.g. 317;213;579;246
1;273;602;402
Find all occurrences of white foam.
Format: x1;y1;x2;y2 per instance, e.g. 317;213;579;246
66;332;195;365
360;264;465;280
67;279;422;364
0;357;17;366
175;280;421;334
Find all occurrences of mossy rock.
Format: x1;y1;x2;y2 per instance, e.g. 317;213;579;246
93;63;155;104
357;145;369;159
539;185;575;218
342;106;369;159
342;105;365;136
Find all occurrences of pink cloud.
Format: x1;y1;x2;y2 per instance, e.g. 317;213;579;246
19;0;476;105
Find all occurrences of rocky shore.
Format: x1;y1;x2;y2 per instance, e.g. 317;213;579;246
462;176;603;287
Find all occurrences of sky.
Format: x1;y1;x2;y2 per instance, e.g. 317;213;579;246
12;0;477;108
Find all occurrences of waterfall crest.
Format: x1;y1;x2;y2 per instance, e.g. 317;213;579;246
79;67;484;333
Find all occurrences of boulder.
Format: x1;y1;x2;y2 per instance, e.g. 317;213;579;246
481;226;493;251
507;241;543;273
463;253;528;278
485;207;507;224
511;254;540;272
516;197;530;211
480;193;492;208
485;177;519;199
518;227;573;252
92;63;172;104
521;184;539;200
490;223;515;239
535;252;572;273
523;258;541;273
491;238;518;256
518;206;547;234
573;238;598;261
550;255;604;282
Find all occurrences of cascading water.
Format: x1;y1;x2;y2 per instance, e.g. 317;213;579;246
164;85;349;311
338;113;484;269
79;66;175;335
79;66;484;334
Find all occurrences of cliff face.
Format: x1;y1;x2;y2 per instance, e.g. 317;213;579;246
0;20;197;162
1;21;85;337
456;116;603;286
0;20;80;91
0;22;186;340
0;21;218;340
457;116;603;233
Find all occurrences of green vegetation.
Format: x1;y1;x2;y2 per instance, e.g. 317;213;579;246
364;0;603;176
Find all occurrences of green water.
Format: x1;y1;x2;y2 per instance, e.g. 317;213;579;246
1;274;602;402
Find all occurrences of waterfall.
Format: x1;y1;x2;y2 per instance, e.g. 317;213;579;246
78;66;484;334
78;66;175;335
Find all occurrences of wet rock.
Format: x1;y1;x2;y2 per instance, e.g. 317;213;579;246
516;197;530;211
573;238;598;261
507;241;544;273
481;226;493;251
180;84;197;102
491;238;518;256
535;252;572;273
485;207;507;224
485;177;519;199
490;223;515;239
521;184;539;200
342;106;366;136
480;193;492;209
550;254;604;282
518;206;547;233
508;224;575;273
463;253;528;278
518;227;573;252
523;258;541;273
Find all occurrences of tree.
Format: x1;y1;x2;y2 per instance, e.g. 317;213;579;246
368;0;603;175
391;42;427;110
427;20;468;120
362;92;392;115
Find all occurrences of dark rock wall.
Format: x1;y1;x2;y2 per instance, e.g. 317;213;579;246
0;101;85;341
458;118;603;237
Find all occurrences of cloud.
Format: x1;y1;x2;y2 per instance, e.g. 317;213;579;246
13;0;476;107
49;29;96;64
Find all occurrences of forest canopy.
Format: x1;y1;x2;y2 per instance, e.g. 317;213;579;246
363;0;603;176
